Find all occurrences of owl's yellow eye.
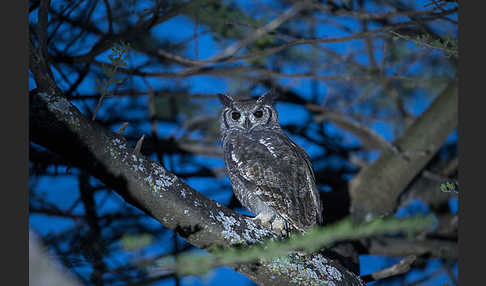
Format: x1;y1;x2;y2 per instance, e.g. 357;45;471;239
253;110;263;118
231;112;241;120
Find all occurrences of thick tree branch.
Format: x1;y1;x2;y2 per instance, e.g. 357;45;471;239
349;81;458;222
29;47;363;286
360;237;457;259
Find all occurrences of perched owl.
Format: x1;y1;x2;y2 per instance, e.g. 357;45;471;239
218;90;323;235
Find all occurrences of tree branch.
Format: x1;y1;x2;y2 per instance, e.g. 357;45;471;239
37;0;50;59
308;105;396;151
360;237;457;259
349;81;458;222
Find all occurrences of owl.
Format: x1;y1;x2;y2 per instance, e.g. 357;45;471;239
218;90;323;235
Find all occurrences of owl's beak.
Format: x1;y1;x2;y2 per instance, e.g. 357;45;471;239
244;118;251;131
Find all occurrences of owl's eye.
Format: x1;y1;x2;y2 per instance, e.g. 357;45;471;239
231;112;241;120
253;110;263;118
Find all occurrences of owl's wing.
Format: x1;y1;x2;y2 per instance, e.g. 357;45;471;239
280;134;323;225
224;132;322;231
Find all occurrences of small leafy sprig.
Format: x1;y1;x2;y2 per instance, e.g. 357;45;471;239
440;181;459;194
92;41;130;121
391;31;458;58
152;216;434;276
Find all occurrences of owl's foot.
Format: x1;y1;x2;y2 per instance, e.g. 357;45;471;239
252;213;288;237
251;212;273;227
270;216;288;237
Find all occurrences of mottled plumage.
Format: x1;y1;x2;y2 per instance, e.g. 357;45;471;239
218;91;323;234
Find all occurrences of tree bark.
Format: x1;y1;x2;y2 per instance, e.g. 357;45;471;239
360;237;458;259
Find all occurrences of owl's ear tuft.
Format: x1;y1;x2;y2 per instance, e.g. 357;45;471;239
217;93;233;107
257;89;278;106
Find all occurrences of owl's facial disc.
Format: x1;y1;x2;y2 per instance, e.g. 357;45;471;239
222;98;278;133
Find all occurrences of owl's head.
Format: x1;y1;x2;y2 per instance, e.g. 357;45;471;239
218;90;281;133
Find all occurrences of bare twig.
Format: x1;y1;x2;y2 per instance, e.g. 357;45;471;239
102;0;113;33
441;157;458;176
134;134;146;156
442;260;458;285
194;2;199;60
176;141;223;157
143;78;164;164
309;105;397;152
117;122;129;135
37;0;51;60
362;255;416;282
404;269;444;286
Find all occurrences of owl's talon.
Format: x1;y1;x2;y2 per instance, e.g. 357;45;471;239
252;213;287;236
252;213;288;236
252;213;273;228
270;216;288;237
